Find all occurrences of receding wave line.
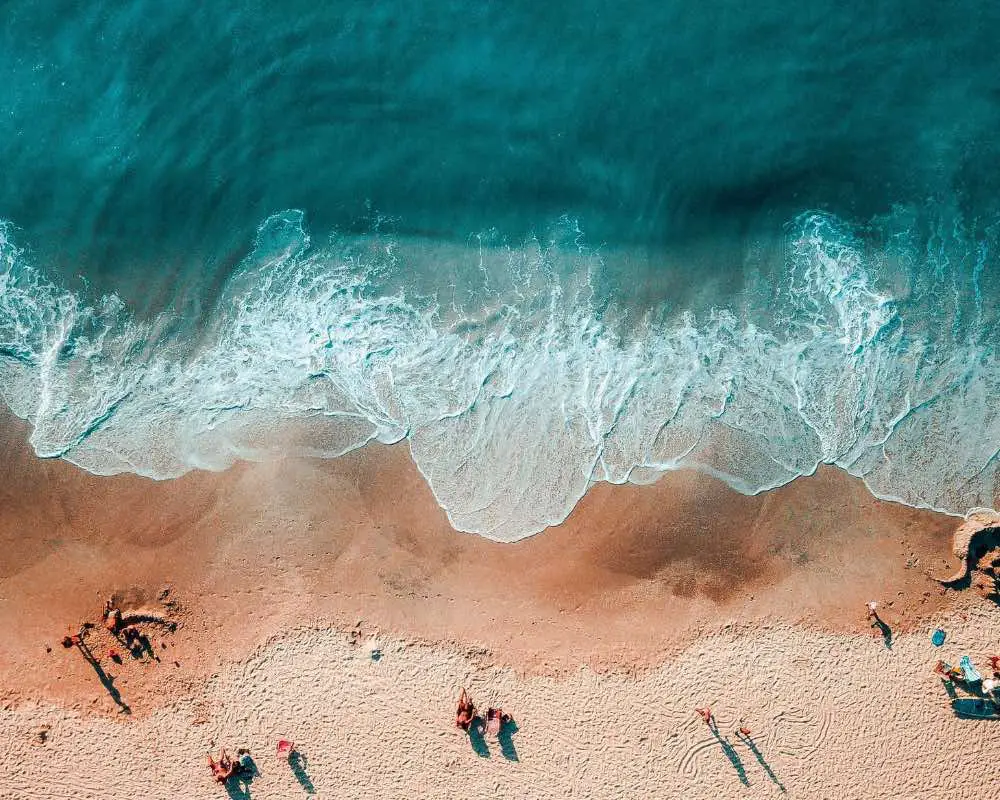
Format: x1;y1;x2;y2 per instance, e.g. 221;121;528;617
1;207;997;541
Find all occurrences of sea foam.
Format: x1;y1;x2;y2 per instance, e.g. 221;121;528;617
1;209;996;540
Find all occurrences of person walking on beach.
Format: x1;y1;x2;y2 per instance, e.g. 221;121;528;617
736;718;751;738
695;707;715;728
866;600;892;646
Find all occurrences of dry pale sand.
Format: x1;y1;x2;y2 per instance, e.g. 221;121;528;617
3;602;1000;800
1;411;998;798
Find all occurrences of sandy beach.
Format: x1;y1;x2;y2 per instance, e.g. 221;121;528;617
1;412;998;798
5;2;1000;796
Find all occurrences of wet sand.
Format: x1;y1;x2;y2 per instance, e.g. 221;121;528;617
0;411;990;798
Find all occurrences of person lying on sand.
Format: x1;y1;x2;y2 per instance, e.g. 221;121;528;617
456;688;476;731
989;655;1000;677
207;749;236;784
933;660;964;683
485;707;509;737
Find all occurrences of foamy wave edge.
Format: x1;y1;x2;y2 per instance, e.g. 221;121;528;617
1;208;996;541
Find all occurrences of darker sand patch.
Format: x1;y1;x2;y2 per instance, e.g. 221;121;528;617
0;410;961;713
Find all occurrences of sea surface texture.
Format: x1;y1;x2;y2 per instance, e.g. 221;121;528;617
2;2;1000;540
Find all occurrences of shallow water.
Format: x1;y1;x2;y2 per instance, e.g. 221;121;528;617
2;2;1000;539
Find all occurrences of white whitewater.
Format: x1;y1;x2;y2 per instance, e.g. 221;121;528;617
1;209;997;540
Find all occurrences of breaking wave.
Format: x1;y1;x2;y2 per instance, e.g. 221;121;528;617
1;206;998;541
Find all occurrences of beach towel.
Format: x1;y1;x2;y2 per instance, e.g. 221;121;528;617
959;655;983;683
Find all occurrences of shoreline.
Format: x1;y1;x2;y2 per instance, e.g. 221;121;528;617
3;411;997;799
0;411;963;711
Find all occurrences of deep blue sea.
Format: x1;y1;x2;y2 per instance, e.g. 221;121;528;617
2;2;1000;539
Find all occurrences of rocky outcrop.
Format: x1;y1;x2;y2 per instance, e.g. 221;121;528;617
932;510;1000;587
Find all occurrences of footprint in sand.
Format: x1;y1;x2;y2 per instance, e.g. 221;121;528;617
769;706;833;760
678;734;723;779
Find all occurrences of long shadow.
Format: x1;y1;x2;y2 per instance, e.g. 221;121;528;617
238;755;259;779
75;640;130;714
228;753;259;799
709;727;748;786
468;720;490;758
224;778;251;800
737;733;785;792
871;615;892;649
288;750;316;794
498;719;519;762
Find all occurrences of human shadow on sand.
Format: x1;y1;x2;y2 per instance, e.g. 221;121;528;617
288;750;316;794
709;727;749;786
870;614;893;649
75;639;130;714
223;754;258;799
468;720;491;758
498;719;519;762
224;778;251;800
737;732;785;792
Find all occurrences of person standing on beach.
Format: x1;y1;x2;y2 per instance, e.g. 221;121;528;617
695;707;714;727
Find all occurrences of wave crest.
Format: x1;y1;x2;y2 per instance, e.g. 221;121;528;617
1;208;997;540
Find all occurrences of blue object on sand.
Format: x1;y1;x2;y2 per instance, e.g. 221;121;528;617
931;629;946;646
960;655;983;683
952;698;1000;719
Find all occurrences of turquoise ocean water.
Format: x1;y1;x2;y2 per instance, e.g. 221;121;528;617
2;2;1000;539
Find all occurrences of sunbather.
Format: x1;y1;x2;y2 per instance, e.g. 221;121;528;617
456;688;476;731
933;660;963;682
207;749;236;784
485;707;508;737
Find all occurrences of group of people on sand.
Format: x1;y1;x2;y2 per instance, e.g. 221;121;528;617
695;707;752;739
102;599;153;660
60;598;162;662
204;740;309;789
933;654;1000;702
455;688;511;737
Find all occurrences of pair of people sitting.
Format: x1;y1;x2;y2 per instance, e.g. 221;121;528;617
455;688;510;735
207;748;252;784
